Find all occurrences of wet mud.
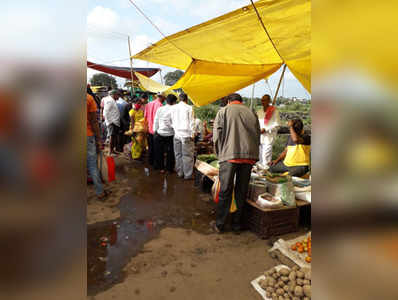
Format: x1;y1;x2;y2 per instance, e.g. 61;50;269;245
87;160;215;295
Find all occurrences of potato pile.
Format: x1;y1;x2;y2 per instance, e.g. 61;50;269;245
258;265;311;300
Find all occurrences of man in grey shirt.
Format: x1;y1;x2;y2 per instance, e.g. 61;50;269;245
213;93;261;234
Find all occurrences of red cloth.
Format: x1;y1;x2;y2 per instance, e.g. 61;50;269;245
106;156;116;182
264;106;276;125
228;159;256;165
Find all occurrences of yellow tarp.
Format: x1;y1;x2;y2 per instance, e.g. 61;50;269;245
133;0;310;106
134;71;170;93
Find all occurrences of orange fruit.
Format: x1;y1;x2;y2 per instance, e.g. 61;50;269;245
291;245;297;251
298;247;304;253
305;256;312;263
296;242;302;247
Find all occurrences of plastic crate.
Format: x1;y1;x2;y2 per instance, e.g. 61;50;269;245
243;200;299;239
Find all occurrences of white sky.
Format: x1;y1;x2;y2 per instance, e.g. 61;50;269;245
87;0;310;99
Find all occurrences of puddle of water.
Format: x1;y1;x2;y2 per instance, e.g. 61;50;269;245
88;162;215;295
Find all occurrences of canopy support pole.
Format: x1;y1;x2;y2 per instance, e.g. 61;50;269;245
160;69;164;85
128;36;135;97
250;83;256;110
272;64;287;106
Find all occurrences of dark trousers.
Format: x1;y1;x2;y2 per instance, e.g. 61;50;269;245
216;162;253;231
147;133;155;165
269;161;309;177
154;134;175;171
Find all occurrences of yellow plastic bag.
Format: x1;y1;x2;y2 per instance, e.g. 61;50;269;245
212;176;237;213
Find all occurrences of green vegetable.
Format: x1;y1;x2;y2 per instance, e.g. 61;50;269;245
210;160;219;169
197;154;217;163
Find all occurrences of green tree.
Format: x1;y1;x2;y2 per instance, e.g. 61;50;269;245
90;73;118;89
164;70;184;86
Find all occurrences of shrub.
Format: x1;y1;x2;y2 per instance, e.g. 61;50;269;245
193;104;220;121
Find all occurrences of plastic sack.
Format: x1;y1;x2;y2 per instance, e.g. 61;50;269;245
275;180;296;207
256;193;283;209
212;176;237;213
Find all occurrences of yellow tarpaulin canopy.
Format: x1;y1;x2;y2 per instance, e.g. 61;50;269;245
133;0;310;106
134;71;170;93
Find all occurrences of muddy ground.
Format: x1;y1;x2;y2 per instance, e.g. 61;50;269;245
87;155;306;300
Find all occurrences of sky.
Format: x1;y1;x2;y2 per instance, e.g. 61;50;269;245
87;0;311;99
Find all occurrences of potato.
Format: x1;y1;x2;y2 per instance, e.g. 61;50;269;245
266;287;274;293
305;270;311;281
303;279;310;285
269;268;276;274
292;297;300;300
272;292;277;297
279;268;290;276
296;271;304;279
272;273;279;279
283;285;289;292
303;285;311;297
283;293;289;298
278;281;284;288
292;265;300;271
272;297;278;300
288;282;295;292
268;277;276;287
299;278;306;285
281;276;289;282
294;286;304;297
288;271;296;281
276;288;284;295
304;297;310;300
278;296;284;300
266;292;271;298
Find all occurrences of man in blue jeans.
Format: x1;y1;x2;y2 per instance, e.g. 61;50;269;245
87;93;108;200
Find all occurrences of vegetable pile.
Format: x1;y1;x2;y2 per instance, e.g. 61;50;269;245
290;236;312;263
197;154;217;164
258;266;311;300
197;154;219;169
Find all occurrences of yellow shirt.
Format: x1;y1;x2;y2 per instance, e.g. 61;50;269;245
129;108;146;132
284;135;311;167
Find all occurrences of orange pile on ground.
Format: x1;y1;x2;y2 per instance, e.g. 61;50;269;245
291;236;311;263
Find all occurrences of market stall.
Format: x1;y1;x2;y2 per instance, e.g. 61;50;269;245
194;155;311;239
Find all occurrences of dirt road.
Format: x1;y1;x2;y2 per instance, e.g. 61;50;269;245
87;156;302;299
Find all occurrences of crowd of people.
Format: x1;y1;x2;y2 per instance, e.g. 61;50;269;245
86;87;310;234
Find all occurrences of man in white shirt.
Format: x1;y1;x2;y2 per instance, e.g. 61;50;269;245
153;94;177;172
170;93;195;179
259;94;281;168
102;90;121;155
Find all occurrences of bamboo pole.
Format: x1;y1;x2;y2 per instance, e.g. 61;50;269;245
159;69;164;85
272;64;287;105
250;83;256;110
128;36;135;97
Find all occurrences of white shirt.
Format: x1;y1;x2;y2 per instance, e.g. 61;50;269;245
170;101;195;139
260;108;281;144
102;96;120;127
153;104;174;136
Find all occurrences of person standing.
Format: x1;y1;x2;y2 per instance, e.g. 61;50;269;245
213;93;261;234
259;94;281;168
87;93;107;200
102;90;121;155
153;94;177;173
144;92;164;165
171;93;195;180
128;97;148;161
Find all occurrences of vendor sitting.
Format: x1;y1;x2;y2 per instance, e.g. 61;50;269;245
268;118;310;177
